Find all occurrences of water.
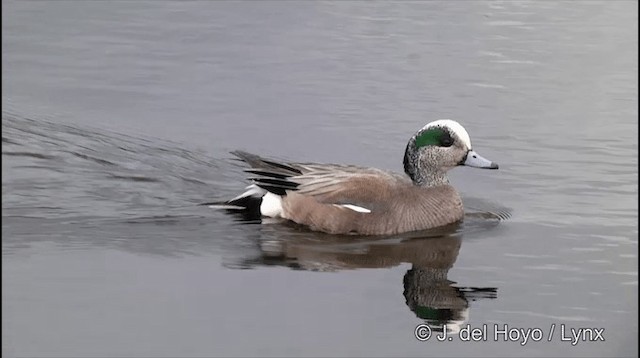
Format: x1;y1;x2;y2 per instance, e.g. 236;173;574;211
2;1;637;357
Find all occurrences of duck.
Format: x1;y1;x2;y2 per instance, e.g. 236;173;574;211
214;119;498;235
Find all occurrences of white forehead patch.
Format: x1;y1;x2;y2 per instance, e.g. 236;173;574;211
422;119;472;149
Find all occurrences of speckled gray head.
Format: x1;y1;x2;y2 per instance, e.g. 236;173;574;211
403;119;498;187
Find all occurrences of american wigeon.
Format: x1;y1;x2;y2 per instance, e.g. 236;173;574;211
215;119;498;235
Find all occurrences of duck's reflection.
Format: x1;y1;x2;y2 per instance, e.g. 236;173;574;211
403;262;497;334
230;222;498;334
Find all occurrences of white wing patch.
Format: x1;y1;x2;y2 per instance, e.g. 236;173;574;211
423;119;472;149
333;204;372;213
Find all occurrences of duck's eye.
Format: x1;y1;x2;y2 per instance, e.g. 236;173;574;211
440;133;453;147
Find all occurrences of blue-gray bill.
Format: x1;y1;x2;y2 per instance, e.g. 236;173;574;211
463;150;499;169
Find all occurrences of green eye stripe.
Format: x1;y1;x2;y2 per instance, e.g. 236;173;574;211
415;127;447;148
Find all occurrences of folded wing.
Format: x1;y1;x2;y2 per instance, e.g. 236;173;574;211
231;150;404;211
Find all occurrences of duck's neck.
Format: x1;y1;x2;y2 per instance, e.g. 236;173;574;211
411;168;450;187
403;148;450;187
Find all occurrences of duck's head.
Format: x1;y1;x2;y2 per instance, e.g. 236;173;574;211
403;119;498;186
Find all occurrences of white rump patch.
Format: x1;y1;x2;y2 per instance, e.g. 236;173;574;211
260;192;283;217
230;184;266;201
334;204;372;213
423;119;472;149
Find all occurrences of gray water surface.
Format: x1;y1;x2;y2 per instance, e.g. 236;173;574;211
2;1;638;357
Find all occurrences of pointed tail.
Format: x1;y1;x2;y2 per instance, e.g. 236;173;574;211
203;184;267;221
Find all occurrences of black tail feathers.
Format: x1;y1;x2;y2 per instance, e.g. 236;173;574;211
202;195;263;221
